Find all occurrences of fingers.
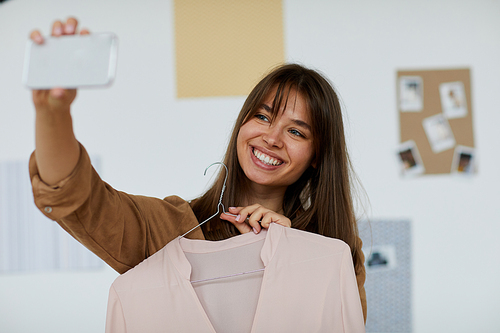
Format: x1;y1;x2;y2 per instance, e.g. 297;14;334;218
220;212;254;234
243;205;291;232
30;18;82;96
64;18;89;35
32;90;50;105
30;17;81;44
220;207;261;234
50;88;66;99
227;206;260;233
30;30;44;44
33;88;77;110
240;205;264;234
51;20;63;36
260;211;291;230
50;88;77;102
222;205;292;234
65;17;78;34
52;17;79;37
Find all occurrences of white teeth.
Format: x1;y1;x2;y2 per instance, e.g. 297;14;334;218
253;149;282;166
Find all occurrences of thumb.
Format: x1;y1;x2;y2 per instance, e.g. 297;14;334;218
47;88;77;108
49;88;66;99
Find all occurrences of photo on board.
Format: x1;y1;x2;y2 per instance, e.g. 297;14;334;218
399;76;423;112
422;113;456;153
439;81;468;119
451;145;476;175
397;140;425;177
364;244;398;272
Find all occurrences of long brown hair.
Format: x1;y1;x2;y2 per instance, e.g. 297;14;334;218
191;63;363;269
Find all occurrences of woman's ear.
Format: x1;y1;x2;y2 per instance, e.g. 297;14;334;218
311;157;318;169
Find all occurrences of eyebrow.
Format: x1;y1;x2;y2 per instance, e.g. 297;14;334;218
292;119;312;132
261;103;272;112
260;103;312;132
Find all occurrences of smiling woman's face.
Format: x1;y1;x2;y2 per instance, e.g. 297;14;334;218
236;88;315;192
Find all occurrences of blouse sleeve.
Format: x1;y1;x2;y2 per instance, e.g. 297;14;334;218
341;245;366;332
29;142;204;274
105;285;126;333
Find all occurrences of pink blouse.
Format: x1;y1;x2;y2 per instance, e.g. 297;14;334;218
105;223;365;332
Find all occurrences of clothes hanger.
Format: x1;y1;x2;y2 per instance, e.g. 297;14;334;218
180;162;235;238
180;162;266;284
190;268;266;284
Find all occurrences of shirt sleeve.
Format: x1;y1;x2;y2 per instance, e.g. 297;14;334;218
29;142;205;274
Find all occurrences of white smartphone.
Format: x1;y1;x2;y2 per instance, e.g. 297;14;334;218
22;33;118;89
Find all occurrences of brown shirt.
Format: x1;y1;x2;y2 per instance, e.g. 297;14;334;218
29;143;366;321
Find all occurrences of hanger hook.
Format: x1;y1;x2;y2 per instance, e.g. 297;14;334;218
204;162;229;213
180;162;230;238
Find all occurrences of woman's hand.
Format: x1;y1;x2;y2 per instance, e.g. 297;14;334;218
31;17;87;185
220;204;291;234
30;18;89;113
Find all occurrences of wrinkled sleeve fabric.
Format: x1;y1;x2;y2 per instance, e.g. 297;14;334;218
29;143;204;274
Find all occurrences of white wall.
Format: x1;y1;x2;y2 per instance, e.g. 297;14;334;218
1;0;499;332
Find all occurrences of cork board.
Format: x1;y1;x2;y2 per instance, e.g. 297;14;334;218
174;0;285;98
397;68;475;175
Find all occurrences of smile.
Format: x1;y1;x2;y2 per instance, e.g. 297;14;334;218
252;148;284;166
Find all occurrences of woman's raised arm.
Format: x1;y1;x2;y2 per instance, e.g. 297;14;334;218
31;17;89;185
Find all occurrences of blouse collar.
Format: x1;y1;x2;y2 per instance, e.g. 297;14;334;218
167;223;284;280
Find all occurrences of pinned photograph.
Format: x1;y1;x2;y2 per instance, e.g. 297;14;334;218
439;81;467;119
364;245;397;272
397;140;425;177
422;114;456;153
451;145;476;174
399;76;423;112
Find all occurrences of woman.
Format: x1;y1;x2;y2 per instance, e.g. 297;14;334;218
30;18;366;320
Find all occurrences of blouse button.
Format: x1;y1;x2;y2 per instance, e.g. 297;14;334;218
44;206;53;213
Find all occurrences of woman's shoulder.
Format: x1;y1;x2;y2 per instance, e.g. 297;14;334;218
280;224;351;254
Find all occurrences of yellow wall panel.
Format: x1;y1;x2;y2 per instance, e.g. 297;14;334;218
174;0;284;98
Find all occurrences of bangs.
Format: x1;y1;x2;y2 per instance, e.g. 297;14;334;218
243;80;306;125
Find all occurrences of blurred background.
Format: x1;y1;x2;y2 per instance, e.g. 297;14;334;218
1;0;499;332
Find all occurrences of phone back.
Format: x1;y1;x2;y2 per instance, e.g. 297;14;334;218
23;33;118;89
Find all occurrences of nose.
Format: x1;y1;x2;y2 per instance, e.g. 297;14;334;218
262;125;283;148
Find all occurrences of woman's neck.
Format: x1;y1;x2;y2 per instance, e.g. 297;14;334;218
241;183;286;214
